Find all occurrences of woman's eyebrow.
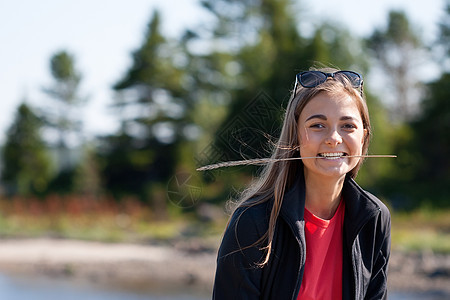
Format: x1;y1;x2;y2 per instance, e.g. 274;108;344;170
305;115;360;122
340;116;358;121
306;114;327;121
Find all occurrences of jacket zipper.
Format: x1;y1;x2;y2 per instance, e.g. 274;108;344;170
281;213;305;300
350;208;381;299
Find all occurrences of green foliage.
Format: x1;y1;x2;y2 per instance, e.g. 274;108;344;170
366;10;425;121
412;74;450;178
50;51;80;83
305;23;369;72
406;73;450;206
44;50;84;116
35;50;89;196
114;11;181;92
1;0;447;215
101;10;196;205
372;7;450;208
438;3;450;62
356;93;397;188
391;207;450;253
374;73;450;209
73;145;104;197
367;11;421;61
42;50;86;178
1;104;53;196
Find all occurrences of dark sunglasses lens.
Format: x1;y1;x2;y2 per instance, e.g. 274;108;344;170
299;71;327;88
338;71;362;87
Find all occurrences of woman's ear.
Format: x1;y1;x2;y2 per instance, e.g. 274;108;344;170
362;128;368;144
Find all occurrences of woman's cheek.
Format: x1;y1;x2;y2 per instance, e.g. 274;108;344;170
299;127;310;144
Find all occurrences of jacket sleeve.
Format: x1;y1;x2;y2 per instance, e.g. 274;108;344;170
365;206;391;300
212;206;267;300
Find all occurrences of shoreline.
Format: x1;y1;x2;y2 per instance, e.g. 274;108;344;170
0;238;448;296
0;238;215;295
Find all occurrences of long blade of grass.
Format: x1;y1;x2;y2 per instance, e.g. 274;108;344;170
196;155;397;171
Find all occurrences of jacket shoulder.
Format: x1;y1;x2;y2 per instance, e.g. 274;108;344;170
365;189;390;217
217;200;270;259
345;178;391;232
213;200;271;298
348;178;390;216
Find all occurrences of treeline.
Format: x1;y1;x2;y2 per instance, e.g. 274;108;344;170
2;1;449;213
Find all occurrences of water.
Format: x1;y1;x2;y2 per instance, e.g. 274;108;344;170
0;273;448;300
0;273;209;300
391;291;450;300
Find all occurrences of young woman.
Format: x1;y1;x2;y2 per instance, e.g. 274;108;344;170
212;68;391;299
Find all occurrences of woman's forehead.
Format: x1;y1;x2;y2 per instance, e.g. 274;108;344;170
300;92;362;119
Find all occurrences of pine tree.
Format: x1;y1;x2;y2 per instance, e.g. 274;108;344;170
367;11;425;121
2;103;53;196
100;10;192;203
42;50;86;170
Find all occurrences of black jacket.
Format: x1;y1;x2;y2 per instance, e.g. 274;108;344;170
213;174;391;299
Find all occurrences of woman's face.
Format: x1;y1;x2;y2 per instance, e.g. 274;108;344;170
297;91;366;180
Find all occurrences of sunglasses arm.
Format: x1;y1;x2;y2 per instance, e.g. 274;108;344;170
293;76;299;98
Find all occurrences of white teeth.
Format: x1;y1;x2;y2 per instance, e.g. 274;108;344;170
319;152;345;159
320;152;344;157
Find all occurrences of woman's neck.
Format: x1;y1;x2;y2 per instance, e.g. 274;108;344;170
303;172;345;220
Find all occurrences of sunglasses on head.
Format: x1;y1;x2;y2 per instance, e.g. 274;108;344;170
293;70;363;97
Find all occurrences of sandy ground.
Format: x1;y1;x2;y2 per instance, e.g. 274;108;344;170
0;238;215;294
0;238;448;296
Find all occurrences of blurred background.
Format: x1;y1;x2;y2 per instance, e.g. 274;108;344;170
0;0;449;299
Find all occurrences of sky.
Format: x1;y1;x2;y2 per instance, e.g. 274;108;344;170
0;0;446;143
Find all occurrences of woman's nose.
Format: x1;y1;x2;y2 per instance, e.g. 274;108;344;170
325;129;343;146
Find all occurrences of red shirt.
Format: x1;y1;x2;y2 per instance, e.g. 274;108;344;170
297;199;345;300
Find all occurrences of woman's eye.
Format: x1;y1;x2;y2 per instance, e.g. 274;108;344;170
342;123;357;130
310;123;325;129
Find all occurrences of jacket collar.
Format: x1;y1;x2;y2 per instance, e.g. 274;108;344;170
280;172;306;226
342;176;382;243
279;172;381;239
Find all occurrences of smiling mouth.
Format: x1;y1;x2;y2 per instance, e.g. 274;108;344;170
317;152;348;160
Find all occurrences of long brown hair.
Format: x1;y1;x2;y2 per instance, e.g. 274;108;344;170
229;67;372;266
